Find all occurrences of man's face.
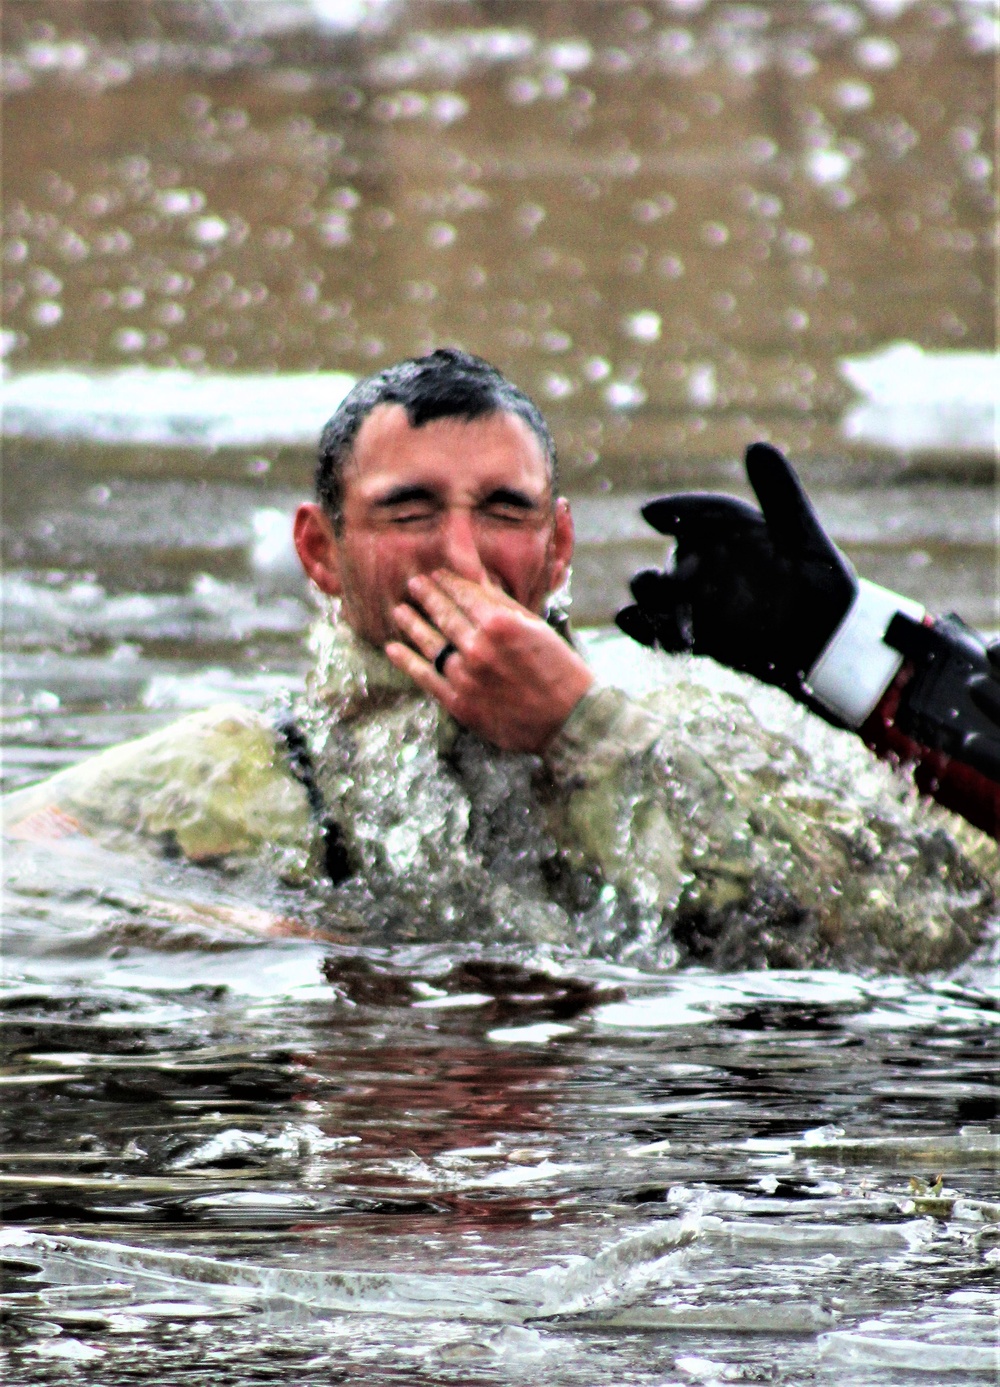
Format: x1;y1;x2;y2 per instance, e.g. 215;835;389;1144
294;403;574;647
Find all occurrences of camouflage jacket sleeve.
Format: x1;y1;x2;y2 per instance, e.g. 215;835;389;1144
542;683;757;919
543;679;999;972
1;704;313;875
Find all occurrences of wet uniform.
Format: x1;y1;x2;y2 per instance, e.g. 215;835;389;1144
3;618;997;972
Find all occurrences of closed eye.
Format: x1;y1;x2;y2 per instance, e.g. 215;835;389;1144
374;486;442;526
389;506;438;525
477;488;541;523
370;486;545;526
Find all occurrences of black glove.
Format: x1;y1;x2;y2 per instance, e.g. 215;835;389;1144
615;442;857;702
884;612;1000;781
617;442;1000;785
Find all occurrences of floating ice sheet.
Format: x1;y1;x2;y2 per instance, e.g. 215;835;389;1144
839;341;998;454
818;1330;998;1373
212;0;397;37
593;969;876;1031
0;1221;700;1324
3;572;310;649
0;367;355;447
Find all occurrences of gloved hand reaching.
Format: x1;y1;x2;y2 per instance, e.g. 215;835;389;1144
616;442;859;708
616;442;1000;791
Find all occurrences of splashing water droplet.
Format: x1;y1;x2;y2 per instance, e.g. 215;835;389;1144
623;311;661;343
854;36;900;70
583;357;611;382
188;215;229;245
605;381;646;409
835;80;873;110
427;222;456;249
114;328;146;352
30;300;63;326
156;188;205;216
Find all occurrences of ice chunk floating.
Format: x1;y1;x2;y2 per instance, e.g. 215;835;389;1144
0;1222;700;1325
839;342;997;454
3;348;996;457
0;368;356;448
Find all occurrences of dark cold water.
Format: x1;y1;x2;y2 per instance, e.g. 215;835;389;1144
1;2;998;1382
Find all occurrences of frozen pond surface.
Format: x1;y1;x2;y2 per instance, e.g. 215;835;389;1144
1;1;997;1383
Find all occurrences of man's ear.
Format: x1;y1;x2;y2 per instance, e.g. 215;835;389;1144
293;503;342;596
547;496;575;595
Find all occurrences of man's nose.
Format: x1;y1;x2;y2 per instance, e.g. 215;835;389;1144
437;506;487;582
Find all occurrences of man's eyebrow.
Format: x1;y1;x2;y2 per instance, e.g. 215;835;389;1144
478;487;538;510
373;484;441;509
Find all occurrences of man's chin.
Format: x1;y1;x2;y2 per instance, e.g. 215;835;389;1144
330;602;387;650
357;614;418;653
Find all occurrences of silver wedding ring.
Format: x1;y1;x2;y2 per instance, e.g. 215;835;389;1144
433;641;458;676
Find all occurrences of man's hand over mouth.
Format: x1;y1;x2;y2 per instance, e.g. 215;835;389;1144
385;570;594;753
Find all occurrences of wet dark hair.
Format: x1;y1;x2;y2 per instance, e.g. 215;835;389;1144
315;348;557;529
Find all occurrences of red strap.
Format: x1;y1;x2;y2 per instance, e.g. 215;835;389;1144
860;666;1000;841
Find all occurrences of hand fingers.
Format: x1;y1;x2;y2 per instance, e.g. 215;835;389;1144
392;600;456;664
641;493;761;537
654;608;694;652
626;569;694;653
745;442;833;561
629;566;686;608
405;573;478;647
615;604;656;647
428;568;525;623
384;639;457;708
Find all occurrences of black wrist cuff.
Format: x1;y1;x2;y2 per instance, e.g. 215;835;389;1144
885;613;1000;780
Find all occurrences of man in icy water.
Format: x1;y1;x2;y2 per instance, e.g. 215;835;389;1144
4;349;998;972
